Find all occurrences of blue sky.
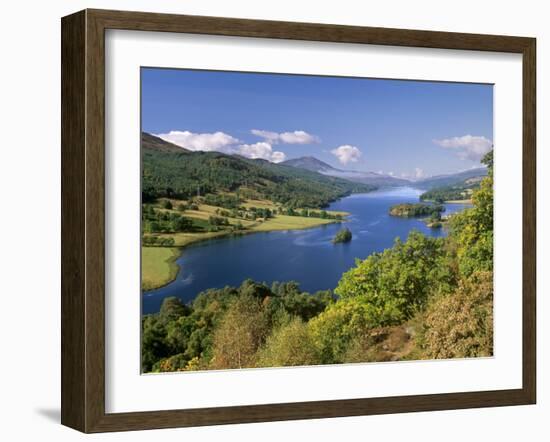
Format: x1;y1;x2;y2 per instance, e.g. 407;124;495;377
141;68;493;179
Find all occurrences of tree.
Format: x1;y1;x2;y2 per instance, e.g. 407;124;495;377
335;230;455;325
308;297;377;363
160;199;173;209
171;215;192;232
448;149;493;277
158;297;189;325
332;227;352;243
256;318;321;367
209;295;269;369
141;316;170;372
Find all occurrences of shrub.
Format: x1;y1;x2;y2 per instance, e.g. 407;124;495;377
419;271;493;359
256;318;321;367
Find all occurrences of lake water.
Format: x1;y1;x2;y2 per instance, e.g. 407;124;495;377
142;187;471;314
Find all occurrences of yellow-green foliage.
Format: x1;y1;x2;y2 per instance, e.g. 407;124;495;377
209;295;269;370
309;298;379;363
419;271;493;359
256;318;321;367
448;153;493;277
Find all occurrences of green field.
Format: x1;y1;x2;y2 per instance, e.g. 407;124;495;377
251;214;337;231
142;197;349;290
142;247;181;291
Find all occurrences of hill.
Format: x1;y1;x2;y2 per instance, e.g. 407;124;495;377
142;133;376;208
282;156;410;187
415;168;487;190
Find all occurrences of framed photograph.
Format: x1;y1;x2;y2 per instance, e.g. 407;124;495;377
61;9;536;433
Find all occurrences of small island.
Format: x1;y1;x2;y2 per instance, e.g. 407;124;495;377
389;203;445;218
332;227;352;244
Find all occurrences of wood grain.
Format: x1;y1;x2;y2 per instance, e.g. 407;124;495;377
61;9;537;433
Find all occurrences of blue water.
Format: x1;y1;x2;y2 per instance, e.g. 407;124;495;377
142;187;471;314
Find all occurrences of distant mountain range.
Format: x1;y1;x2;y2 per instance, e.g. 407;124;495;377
281;156;410;187
415;168;488;189
142;133;488;198
282;155;488;190
141;133;375;208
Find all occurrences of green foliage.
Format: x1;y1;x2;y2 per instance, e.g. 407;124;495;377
332;227;352;244
420;182;477;203
142;236;175;246
309;297;380;363
256;318;321;367
204;194;242;209
389;203;444;217
159;199;173;209
448;150;493;277
142;205;193;234
141;280;336;372
158;297;190;324
335;230;455;325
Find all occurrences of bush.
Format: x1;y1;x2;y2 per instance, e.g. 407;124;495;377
419;271;493;359
335;230;455;325
309;297;379;363
256;318;321;367
160;199;173;209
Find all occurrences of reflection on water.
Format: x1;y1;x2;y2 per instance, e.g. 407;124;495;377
142;187;471;313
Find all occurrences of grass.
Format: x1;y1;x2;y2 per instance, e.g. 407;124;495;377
142;197;349;290
154;231;232;247
141;247;181;291
251;214;337;231
445;199;472;204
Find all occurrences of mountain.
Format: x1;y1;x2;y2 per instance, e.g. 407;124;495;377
282;156;410;187
415;168;488;190
142;132;190;154
281;156;337;174
141;133;376;208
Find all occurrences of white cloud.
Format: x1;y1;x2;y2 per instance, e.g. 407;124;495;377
154;129;292;163
330;145;362;165
155;130;240;153
270;151;287;163
251;129;319;144
415;167;425;179
433;135;493;161
238;142;286;163
250;130;280;143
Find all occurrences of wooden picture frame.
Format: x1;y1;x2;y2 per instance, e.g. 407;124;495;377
61;8;536;433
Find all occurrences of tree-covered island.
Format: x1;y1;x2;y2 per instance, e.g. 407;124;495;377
332;227;352;244
389;202;445;218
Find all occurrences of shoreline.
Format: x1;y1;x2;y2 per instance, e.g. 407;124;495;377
141;247;182;292
142;214;346;291
444;199;472;204
422;198;472;204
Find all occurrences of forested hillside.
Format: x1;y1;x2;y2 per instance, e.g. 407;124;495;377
415;167;487;189
142;133;376;208
420;176;484;202
142;151;495;372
